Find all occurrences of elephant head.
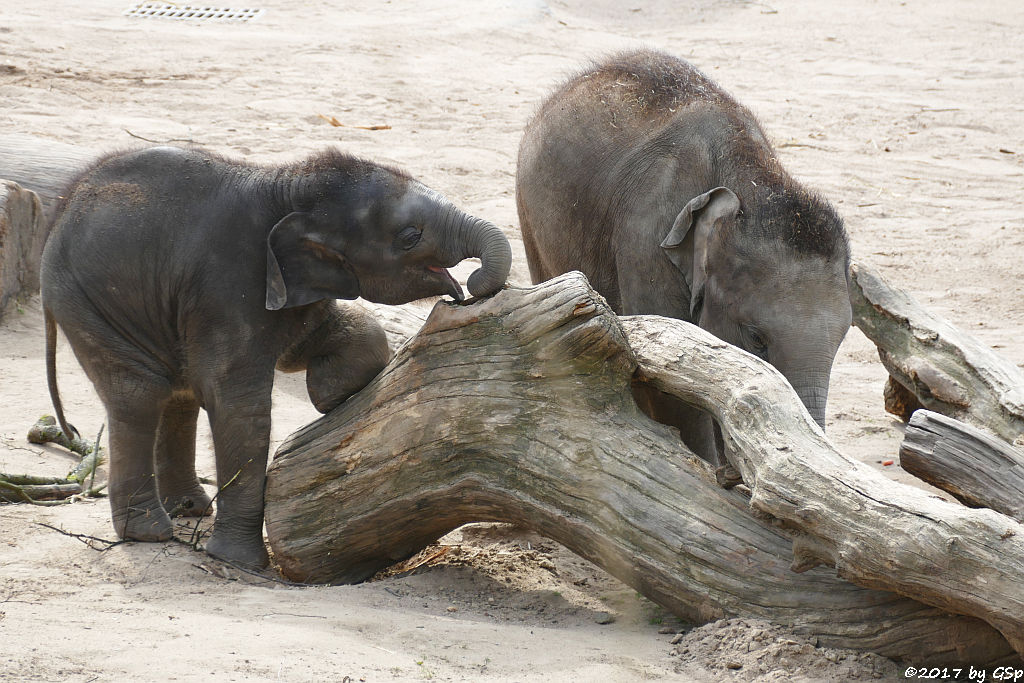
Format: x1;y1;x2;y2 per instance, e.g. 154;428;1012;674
265;162;512;310
661;185;852;429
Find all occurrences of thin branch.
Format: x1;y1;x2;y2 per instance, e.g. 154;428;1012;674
123;129;196;144
36;522;125;551
186;459;249;549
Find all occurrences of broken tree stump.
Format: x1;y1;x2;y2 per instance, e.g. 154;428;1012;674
265;272;1019;663
0;180;45;318
901;410;1024;523
849;259;1024;444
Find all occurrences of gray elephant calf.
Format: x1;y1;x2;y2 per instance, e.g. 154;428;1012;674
43;145;512;568
517;50;851;466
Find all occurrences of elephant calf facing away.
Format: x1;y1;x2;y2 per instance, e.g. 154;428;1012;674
43;146;512;568
517;50;851;464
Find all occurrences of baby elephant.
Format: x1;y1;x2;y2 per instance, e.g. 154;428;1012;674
42;145;512;568
517;50;852;466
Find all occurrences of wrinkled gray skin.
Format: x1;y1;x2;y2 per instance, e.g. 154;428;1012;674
42;145;512;568
517;50;852;466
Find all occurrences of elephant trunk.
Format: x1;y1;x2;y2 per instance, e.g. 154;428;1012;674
440;204;512;297
794;382;829;431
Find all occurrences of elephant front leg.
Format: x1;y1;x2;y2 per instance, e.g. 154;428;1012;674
305;346;388;413
203;379;273;569
155;392;213;517
278;303;390;413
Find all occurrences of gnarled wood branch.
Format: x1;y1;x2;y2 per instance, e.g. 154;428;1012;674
849;259;1024;444
264;272;1020;664
624;316;1024;657
901;410;1024;523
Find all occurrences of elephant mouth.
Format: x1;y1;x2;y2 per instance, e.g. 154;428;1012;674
428;265;464;302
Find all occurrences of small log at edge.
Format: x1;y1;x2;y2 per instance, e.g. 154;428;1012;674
901;409;1024;523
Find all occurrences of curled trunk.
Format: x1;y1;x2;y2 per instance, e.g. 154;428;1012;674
441;206;512;297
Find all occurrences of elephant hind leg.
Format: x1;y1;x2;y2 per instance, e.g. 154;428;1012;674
54;308;176;542
104;377;175;542
155;392;213;518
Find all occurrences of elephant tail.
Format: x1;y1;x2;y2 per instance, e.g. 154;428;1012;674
45;306;78;441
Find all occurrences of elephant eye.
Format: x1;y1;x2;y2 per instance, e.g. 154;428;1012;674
397;226;422;250
743;325;770;357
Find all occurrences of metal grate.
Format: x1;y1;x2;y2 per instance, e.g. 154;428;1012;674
124;3;265;22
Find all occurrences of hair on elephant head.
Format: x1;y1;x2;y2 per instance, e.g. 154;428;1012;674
41;145;512;569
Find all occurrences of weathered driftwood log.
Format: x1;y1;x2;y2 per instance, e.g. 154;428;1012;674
624;314;1024;657
265;273;1018;663
0;134;96;219
0;180;45;317
901;410;1024;523
849;260;1024;444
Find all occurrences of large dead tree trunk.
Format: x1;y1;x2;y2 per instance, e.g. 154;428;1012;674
0;134;96;220
0;180;45;318
901;410;1024;523
849;260;1024;445
626;313;1024;656
265;273;1020;664
0;135;96;318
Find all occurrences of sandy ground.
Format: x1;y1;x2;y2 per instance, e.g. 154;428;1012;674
1;0;1022;680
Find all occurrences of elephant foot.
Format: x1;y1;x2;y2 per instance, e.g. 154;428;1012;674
113;503;174;542
205;529;269;569
160;485;214;518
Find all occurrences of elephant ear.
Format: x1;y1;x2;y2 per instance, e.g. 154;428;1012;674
265;211;360;310
660;187;740;318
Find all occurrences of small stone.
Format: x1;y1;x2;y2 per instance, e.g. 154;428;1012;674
658;626;675;634
594;611;615;625
446;606;458;613
725;662;743;670
537;559;556;571
670;634;684;645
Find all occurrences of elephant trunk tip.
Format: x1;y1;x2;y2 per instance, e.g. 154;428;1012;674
458;216;513;298
466;241;513;297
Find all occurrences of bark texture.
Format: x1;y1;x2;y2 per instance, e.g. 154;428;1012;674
0;134;96;219
624;314;1024;657
849;259;1024;444
265;272;1020;664
0;180;45;318
901;410;1024;523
